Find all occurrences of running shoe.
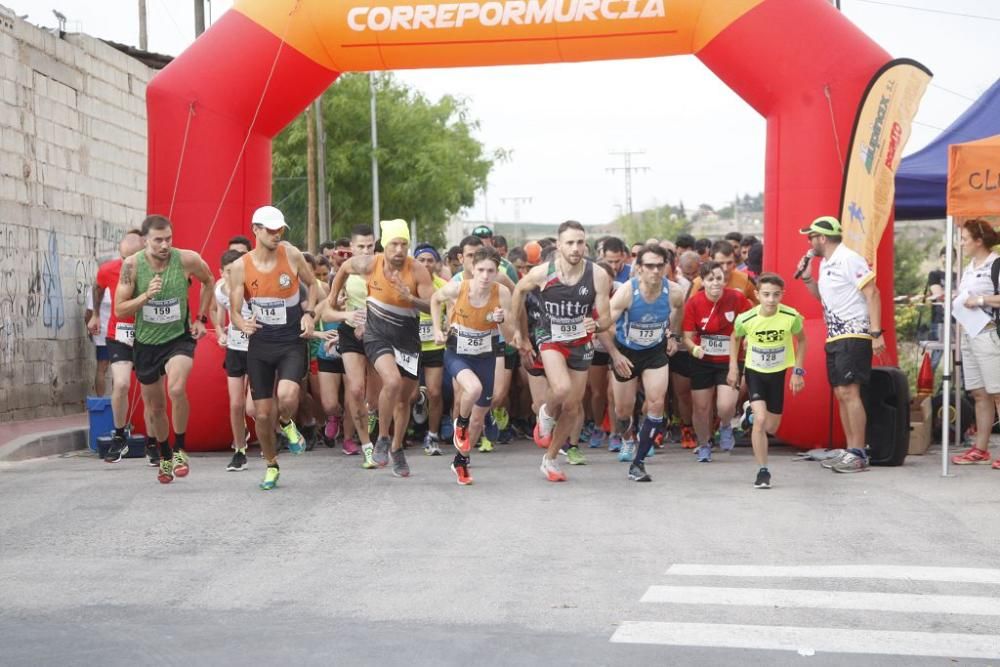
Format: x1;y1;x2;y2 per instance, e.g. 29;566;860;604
172;449;190;478
259;465;280;490
157;457;174;484
754;468;771;489
453;420;471;454
492;406;510;431
412;387;429;425
565;445;586;465
452;460;473;485
497;427;513;444
281;420;306;455
992;458;1000;470
537;405;556;437
373;436;391;467
579;420;594;444
540;455;567;482
532;422;552;449
484;413;500;443
628;461;651;482
820;450;849;469
439;414;453;441
951;446;992;465
391;449;410;478
104;433;129;463
831;451;870;473
588;429;606;449
361;442;377;469
342;438;360;456
617;440;636;463
719;425;736;452
680;426;697;449
478;436;494;453
608;433;623;453
696;445;712;463
324;415;341;442
423;433;442;456
145;441;159;467
226;450;248;472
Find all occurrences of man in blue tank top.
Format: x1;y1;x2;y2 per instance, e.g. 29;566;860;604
607;244;685;482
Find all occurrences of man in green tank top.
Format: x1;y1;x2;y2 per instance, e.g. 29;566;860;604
115;215;215;485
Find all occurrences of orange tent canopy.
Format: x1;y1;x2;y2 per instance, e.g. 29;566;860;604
947;133;1000;217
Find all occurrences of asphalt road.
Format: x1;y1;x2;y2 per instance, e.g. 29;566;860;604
1;437;998;666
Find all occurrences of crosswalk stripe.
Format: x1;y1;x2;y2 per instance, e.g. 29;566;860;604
641;585;1000;616
610;622;1000;659
665;564;1000;585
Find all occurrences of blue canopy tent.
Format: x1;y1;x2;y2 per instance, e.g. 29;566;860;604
895;78;1000;220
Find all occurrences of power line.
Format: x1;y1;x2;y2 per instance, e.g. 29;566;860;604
852;0;1000;22
930;83;977;103
606;150;649;218
913;120;946;132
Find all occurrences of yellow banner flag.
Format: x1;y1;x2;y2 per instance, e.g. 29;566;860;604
840;59;932;267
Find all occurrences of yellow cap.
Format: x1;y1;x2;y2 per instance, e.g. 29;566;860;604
380;219;410;244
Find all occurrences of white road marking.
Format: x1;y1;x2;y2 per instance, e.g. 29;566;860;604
642;585;1000;616
610;622;1000;659
665;564;1000;585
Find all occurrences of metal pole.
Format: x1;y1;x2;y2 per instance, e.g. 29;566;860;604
194;0;205;36
314;97;329;245
138;0;148;50
953;222;965;472
369;73;381;239
941;216;954;476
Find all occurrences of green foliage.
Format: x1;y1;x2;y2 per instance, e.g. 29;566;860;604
716;192;764;220
894;303;928;340
272;73;497;248
893;235;933;297
618;203;691;245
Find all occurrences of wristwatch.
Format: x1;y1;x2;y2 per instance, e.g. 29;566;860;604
793;367;806;377
197;315;208;324
303;309;316;318
871;330;883;338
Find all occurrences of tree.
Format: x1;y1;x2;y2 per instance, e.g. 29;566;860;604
272;73;498;248
618;202;691;244
893;235;932;297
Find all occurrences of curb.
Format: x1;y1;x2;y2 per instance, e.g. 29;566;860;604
0;426;90;463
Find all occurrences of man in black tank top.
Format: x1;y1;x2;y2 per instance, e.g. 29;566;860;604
510;221;613;483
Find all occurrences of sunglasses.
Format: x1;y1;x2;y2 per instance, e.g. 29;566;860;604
335;250;353;258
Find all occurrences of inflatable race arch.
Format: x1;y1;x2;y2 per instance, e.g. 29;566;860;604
146;0;898;450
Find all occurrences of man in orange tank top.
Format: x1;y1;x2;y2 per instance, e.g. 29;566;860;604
329;219;435;478
228;206;322;491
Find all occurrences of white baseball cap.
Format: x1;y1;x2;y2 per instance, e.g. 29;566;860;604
251;205;288;230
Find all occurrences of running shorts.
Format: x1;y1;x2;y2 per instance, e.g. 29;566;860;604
745;367;787;415
106;339;133;365
444;350;495;408
824;338;872;387
611;341;669;383
224;348;248;379
133;335;196;386
539;340;594;372
690;357;730;391
318;357;345;374
247;338;308;400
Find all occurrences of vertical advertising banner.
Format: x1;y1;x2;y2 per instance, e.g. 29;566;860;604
839;58;932;267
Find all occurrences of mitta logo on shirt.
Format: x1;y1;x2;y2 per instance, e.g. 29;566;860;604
578;285;589;297
279;273;292;288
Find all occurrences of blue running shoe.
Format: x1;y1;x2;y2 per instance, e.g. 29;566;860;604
579;420;594;444
719;425;735;452
588;429;606;449
608;433;623;453
697;445;712;463
618;440;636;462
483;412;499;443
440;414;453;441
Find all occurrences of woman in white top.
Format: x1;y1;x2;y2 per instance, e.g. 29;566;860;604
951;218;1000;468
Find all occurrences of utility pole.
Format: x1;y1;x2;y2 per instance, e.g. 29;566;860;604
314;97;329;245
606;150;649;217
138;0;148;50
306;105;318;254
369;73;381;239
500;196;533;223
194;0;205;37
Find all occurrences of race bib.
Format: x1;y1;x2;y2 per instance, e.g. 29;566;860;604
252;299;287;326
114;322;135;346
419;320;435;343
393;347;419;375
627;322;665;346
227;324;249;351
551;317;585;343
456;329;492;356
751;345;785;370
143;298;181;324
702;334;730;357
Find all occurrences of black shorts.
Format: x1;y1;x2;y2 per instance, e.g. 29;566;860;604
670;350;693;378
247;338;308;400
421;348;445;369
95;345;109;362
592;351;610;367
106;340;133;365
539;340;594;372
690;357;730;391
504;348;518;371
825;337;872;387
133;335;196;385
337;323;366;357
612;342;669;383
318;357;344;374
224;348;248;378
363;335;419;381
745;368;787;415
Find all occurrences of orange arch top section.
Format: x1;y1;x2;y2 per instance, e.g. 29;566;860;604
233;0;763;72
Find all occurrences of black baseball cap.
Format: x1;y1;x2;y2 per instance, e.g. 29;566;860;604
472;225;493;238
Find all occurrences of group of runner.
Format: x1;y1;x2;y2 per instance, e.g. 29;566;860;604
93;206;893;491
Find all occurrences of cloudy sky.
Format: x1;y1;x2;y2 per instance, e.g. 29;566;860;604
9;0;1000;224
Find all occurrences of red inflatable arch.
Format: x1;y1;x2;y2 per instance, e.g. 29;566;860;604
146;0;897;450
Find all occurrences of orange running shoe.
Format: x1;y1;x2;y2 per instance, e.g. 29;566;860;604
453;420;471;455
452;461;473;485
952;446;992;465
533;422;552;449
680;426;697;449
540;455;566;482
992;458;1000;470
